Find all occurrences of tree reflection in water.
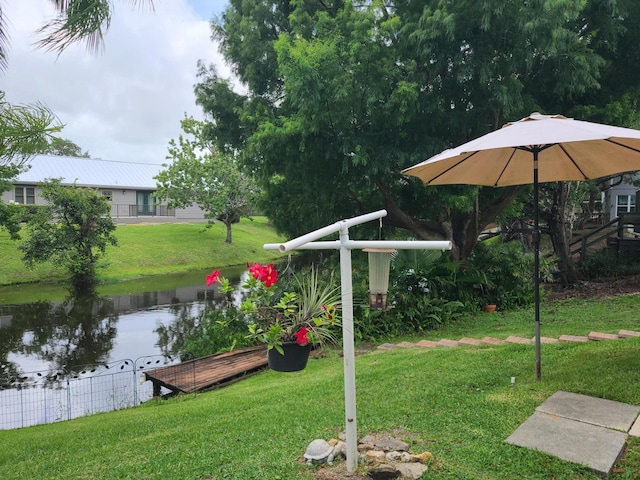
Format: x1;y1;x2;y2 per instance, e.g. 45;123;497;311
0;287;119;387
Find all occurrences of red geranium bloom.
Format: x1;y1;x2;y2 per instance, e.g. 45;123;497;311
294;327;309;346
247;262;262;280
206;270;220;286
260;263;278;287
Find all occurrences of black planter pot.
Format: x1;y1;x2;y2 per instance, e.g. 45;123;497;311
268;342;311;372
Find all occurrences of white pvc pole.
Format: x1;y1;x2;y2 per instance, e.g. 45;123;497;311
263;210;453;474
273;210;387;252
339;226;358;472
264;240;452;251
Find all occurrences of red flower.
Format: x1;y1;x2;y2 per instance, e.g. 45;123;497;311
206;270;220;286
260;263;278;287
294;327;309;346
247;262;262;280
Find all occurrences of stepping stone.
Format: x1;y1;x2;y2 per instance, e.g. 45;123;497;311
505;336;533;345
481;336;506;345
458;337;482;346
618;329;640;338
396;341;418;348
537;391;640;431
629;417;640;437
415;340;438;348
508;391;640;477
506;411;628;477
559;334;589;343
436;339;459;347
377;343;397;350
588;331;619;341
538;336;559;344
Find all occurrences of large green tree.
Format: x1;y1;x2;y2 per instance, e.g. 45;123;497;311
19;179;118;287
41;137;90;158
155;117;258;244
196;0;639;263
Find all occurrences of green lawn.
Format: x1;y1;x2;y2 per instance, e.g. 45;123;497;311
0;217;287;287
1;295;640;479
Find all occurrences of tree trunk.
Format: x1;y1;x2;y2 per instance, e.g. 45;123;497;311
547;182;578;286
376;181;526;260
225;221;232;244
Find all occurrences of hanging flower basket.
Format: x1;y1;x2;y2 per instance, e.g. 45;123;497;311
268;342;312;372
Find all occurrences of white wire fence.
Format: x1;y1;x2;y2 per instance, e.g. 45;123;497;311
0;355;173;430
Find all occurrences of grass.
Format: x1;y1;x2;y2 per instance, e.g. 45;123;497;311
0;217;287;287
1;296;640;479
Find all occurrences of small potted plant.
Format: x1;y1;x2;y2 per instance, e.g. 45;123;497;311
207;263;341;371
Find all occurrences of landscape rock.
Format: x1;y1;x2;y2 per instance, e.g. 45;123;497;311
366;450;387;463
368;464;401;479
375;438;410;452
411;451;434;464
396;463;429;479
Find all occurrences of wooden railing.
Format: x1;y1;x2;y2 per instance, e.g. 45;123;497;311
570;215;640;259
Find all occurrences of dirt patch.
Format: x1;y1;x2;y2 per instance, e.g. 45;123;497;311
545;275;640;301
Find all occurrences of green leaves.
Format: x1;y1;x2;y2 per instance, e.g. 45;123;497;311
155;116;258;244
18;178;117;287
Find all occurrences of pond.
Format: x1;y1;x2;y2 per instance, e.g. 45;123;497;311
0;265;254;429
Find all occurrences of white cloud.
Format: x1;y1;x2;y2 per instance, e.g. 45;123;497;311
2;0;230;163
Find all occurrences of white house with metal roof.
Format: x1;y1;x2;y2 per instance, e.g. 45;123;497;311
2;155;206;223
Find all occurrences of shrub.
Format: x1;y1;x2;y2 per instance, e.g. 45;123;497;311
468;240;545;310
180;306;256;360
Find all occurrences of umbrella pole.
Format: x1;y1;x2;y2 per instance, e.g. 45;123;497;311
533;150;541;380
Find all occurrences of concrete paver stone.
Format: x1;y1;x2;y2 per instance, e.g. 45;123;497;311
588;331;619;341
505;335;532;345
537;391;640;431
629;417;640;438
618;329;640;338
559;334;589;342
506;411;628;477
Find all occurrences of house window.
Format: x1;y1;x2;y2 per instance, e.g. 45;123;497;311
616;195;636;215
101;190;113;201
14;186;35;205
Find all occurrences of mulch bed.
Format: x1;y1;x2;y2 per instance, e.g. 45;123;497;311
545;274;640;301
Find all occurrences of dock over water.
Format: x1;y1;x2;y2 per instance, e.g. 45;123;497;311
144;345;268;396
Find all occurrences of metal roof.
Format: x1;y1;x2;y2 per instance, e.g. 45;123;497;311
14;155;164;190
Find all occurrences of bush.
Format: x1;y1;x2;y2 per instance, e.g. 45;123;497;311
468;240;544;310
578;249;640;280
352;250;468;341
180;306;256;360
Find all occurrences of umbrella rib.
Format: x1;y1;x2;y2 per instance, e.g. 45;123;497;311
494;149;518;186
427;151;479;183
557;143;589;180
606;138;640;154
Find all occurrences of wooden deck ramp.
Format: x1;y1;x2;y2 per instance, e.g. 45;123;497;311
143;345;268;397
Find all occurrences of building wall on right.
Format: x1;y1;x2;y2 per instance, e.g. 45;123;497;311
603;175;639;221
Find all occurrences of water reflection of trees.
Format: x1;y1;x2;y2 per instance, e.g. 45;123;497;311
0;289;119;387
155;294;236;360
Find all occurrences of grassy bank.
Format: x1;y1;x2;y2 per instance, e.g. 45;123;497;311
1;296;640;479
0;217;287;286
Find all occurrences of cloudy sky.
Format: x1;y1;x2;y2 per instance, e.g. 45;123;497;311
2;0;231;164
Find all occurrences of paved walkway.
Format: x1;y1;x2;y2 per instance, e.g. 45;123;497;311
375;329;640;477
375;328;640;351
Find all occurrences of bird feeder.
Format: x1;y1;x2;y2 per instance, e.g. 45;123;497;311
363;248;395;310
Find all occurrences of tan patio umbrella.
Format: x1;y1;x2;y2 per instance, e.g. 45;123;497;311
402;112;640;379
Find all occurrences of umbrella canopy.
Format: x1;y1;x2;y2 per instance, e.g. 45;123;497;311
402;112;640;380
403;113;640;187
